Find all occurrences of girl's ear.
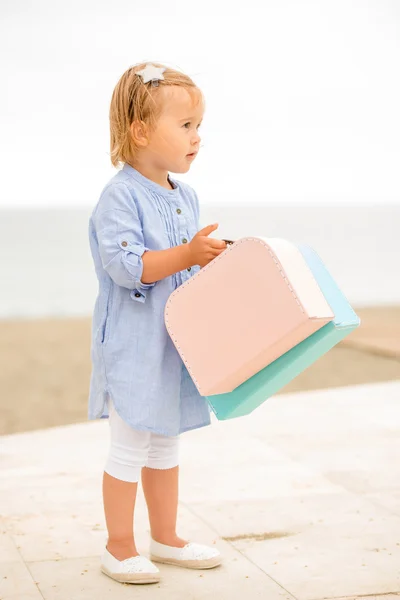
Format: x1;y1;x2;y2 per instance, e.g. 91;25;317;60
130;120;149;147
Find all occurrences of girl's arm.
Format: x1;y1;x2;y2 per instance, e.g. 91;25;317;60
141;245;193;284
93;183;196;299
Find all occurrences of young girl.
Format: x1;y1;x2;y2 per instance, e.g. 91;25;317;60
88;62;227;585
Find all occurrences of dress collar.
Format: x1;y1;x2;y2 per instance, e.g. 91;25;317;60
122;163;180;198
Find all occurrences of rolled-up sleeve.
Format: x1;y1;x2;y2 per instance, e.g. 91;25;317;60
93;183;155;303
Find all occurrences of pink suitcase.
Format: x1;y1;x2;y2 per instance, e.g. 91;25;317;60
164;237;334;397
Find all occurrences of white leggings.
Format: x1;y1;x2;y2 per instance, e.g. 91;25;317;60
104;399;180;483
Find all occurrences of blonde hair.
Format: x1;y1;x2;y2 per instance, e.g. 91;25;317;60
109;61;203;168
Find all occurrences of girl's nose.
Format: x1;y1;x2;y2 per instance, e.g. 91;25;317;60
193;131;201;144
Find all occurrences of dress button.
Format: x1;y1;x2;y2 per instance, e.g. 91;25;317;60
176;208;182;214
187;267;191;272
121;241;128;247
182;238;188;244
134;292;141;298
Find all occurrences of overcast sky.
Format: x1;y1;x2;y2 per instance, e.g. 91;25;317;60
1;0;400;207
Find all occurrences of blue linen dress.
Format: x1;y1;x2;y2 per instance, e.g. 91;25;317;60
88;163;211;436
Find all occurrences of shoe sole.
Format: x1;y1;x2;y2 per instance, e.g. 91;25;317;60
101;565;160;584
150;554;222;569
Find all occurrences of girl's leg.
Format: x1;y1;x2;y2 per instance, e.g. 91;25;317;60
103;473;138;560
103;400;150;561
141;433;187;547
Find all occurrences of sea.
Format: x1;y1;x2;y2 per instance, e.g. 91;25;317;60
1;203;399;319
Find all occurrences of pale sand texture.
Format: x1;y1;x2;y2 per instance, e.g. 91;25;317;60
1;307;399;435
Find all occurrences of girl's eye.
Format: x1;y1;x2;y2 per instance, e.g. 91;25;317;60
184;122;202;129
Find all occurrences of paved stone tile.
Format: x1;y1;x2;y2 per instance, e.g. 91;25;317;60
28;542;294;600
0;561;43;599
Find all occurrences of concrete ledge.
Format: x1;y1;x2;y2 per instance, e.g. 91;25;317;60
1;381;400;599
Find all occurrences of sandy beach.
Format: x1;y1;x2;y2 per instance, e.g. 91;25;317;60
1;306;399;436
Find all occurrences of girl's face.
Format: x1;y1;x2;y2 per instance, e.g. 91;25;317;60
143;86;203;174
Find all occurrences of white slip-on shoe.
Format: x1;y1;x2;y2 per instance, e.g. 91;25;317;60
101;548;160;584
150;539;222;569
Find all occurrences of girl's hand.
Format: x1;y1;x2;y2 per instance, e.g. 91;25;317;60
188;224;227;268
